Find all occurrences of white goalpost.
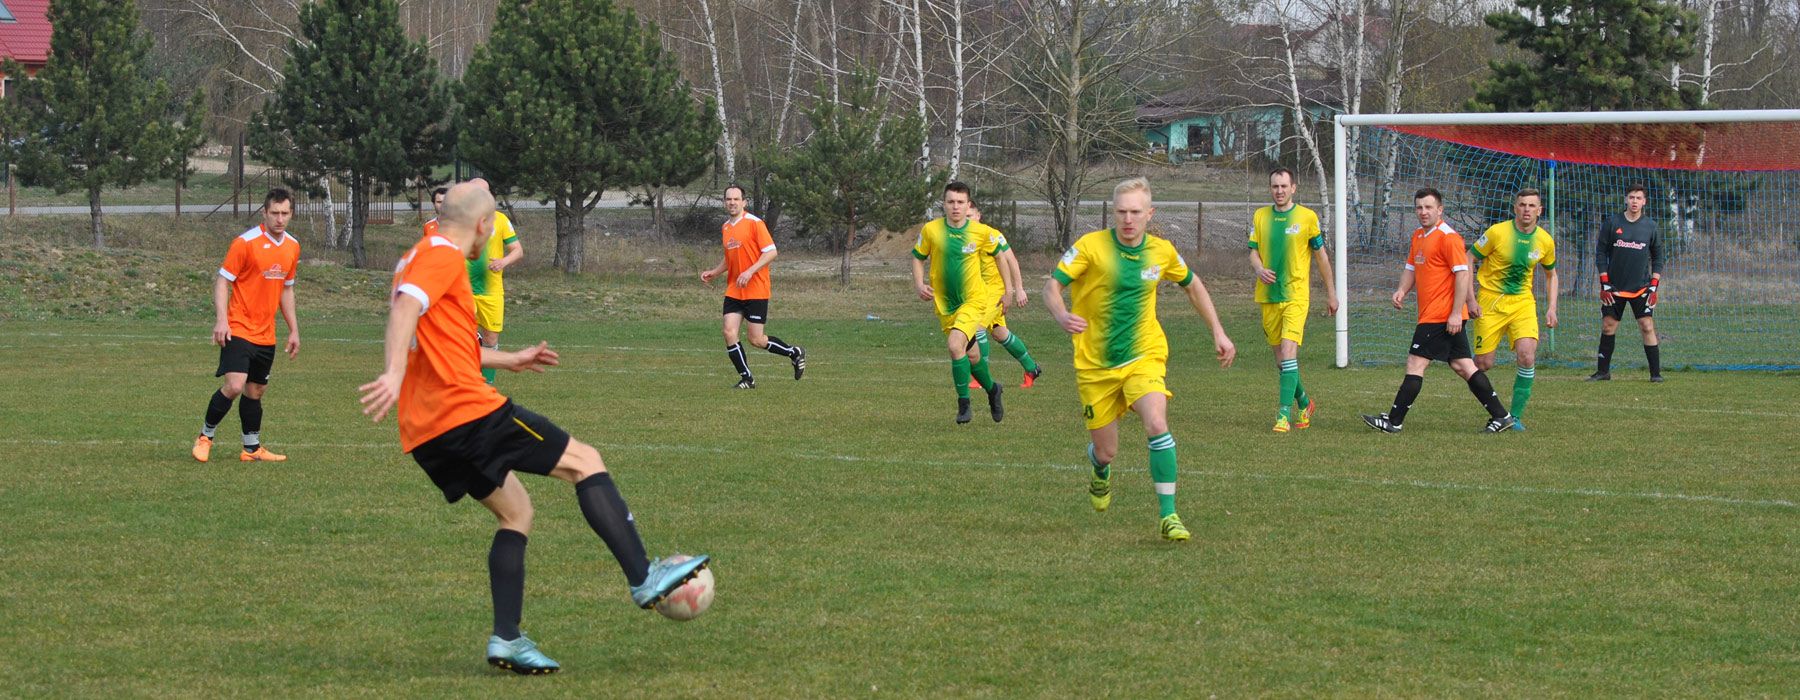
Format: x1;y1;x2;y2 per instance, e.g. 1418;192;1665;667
1332;109;1800;370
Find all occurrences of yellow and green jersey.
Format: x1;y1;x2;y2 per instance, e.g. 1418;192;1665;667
913;217;1006;317
1472;220;1556;296
1052;229;1194;370
468;211;519;297
973;221;1015;299
1248;204;1324;303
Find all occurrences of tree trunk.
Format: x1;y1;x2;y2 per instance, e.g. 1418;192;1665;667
911;0;929;170
697;0;736;181
839;218;855;287
349;177;370;268
948;0;966;180
321;176;340;249
554;196;586;274
89;187;105;248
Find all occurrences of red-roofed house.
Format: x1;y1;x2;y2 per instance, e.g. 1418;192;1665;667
0;0;52;98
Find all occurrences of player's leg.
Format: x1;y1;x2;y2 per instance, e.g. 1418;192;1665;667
989;323;1042;386
238;345;284;461
479;328;501;384
1450;356;1512;431
748;302;806;380
1260;303;1289;429
1364;326;1432;432
1636;304;1661;381
1591;304;1623;380
1280;301;1314;427
1510;337;1538;427
1131;390;1188;542
197;338;255;462
722;306;754;388
971;327;993;389
474;473;540;661
538;435;708;609
963;317;1003;420
1081;372;1124;512
1274;339;1301;432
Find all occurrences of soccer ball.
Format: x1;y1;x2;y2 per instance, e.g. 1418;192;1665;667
654;556;714;621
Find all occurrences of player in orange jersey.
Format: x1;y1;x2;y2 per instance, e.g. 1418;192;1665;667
192;189;301;463
1362;188;1516;434
700;184;805;388
359;180;710;675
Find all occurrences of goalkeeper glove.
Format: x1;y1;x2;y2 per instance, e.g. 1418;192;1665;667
1599;272;1615;306
1646;277;1659;309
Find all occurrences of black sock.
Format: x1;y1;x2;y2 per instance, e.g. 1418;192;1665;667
1645;344;1662;376
726;343;751;379
203;390;233;437
1597;333;1616;374
238;396;263;449
764;335;799;358
1388;374;1423;425
1466;370;1509;420
575;473;650;587
489;529;527;641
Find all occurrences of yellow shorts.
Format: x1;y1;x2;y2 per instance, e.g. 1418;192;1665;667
1259;300;1308;346
1472;290;1537;355
938;302;989;340
983;301;1007;330
1076;358;1171;430
474;294;505;333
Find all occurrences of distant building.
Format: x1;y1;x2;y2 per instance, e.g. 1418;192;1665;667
1138;81;1340;164
0;0;51;98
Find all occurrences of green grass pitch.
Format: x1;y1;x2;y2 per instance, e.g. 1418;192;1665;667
1;269;1796;696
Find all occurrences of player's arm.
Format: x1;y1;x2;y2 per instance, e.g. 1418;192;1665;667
279;284;300;359
1247;247;1277;284
1543;265;1559;328
736;247;777;288
700;256;728;283
1043;277;1085;334
359;293;426;422
492;239;524;271
483;341;560;373
996;248;1024;308
211;273;233;345
1595;219;1616;304
1312;245;1337;315
1648;229;1664;306
1448;268;1471;334
1392;267;1415;310
911;256;933;301
1179;275;1237;367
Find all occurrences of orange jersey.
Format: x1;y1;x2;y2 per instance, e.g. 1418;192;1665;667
422;218;438;241
219;225;300;345
391;234;507;452
721;213;776;300
1405;221;1471;324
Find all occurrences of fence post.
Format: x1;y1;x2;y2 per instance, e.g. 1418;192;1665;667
1195;201;1204;261
233;134;244;218
175;179;183;219
7;164;14;218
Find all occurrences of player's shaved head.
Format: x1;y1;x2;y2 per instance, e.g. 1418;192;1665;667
440;181;496;229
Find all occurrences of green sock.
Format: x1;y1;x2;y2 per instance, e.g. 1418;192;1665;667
1087;443;1109;480
1294;374;1309;410
998;332;1040;372
482;367;497;384
971;353;995;391
1278;359;1299;418
1511;365;1535;418
975;330;992;373
952;357;972;400
1148;432;1178;517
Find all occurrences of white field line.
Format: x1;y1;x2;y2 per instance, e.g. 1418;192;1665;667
3;438;1792;510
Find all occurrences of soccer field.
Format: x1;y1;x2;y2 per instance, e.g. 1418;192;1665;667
3;282;1797;695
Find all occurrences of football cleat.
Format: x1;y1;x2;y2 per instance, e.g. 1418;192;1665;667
192;435;213;463
486;633;560;675
791;346;807;380
631;554;711;609
1271;415;1291;433
955;398;972;424
734;377;756;389
1482;414;1518;434
1649;374;1665;383
1295;398;1317;430
1159;513;1191;542
1586;371;1611;382
968;379;981;389
1361;413;1402;433
1021;367;1042;389
240;446;287;462
1510;419;1527;432
986;384;1004;423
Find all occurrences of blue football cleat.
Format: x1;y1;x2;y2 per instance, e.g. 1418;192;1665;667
1510;419;1527;432
487;633;560;675
631;554;711;609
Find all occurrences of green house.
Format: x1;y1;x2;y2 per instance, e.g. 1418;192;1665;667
1138;84;1339;163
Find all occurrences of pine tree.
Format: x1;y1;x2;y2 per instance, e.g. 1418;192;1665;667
0;0;204;248
458;0;716;274
768;69;938;286
249;0;450;269
1471;0;1703;112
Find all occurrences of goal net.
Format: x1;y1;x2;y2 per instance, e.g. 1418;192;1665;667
1332;110;1800;371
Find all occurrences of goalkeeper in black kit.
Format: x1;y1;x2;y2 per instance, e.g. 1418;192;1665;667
1589;184;1665;382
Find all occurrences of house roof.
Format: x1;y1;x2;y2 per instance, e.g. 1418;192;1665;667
0;0;52;66
1138;79;1342;125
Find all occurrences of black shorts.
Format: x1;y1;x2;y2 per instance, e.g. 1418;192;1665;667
723;296;770;324
1603;295;1653;320
216;337;276;385
409;400;572;503
1409;322;1473;362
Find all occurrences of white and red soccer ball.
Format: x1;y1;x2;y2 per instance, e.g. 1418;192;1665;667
654;555;714;621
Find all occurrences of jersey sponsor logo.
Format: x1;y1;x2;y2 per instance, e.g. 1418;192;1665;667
1475;234;1489;247
1061;248;1078;265
725;239;741;250
961;241;978;254
1528;250;1543;261
262;264;287;280
1142;265;1162;280
1613;240;1648;250
1286;223;1302;236
1413;253;1426;265
993;233;1008;246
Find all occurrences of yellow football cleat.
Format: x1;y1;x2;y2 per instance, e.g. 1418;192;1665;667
1089;475;1112;512
1272;415;1291;433
1159;513;1191;542
192;435;213;463
240;446;287;462
1295;398;1317;430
